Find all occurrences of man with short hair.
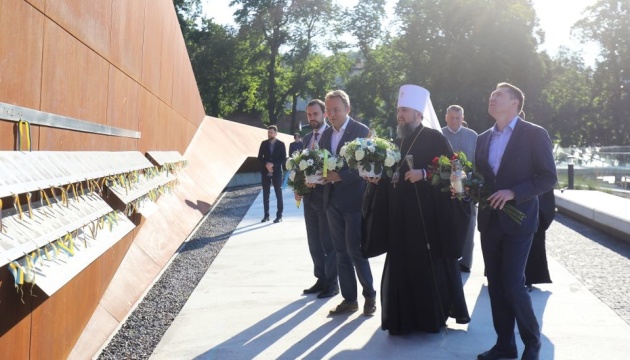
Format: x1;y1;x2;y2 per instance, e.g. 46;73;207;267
257;125;286;223
297;99;339;298
475;83;557;360
441;105;478;273
288;133;303;156
319;90;376;316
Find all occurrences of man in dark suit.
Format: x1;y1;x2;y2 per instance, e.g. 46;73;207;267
257;125;287;223
319;90;376;316
288;133;303;156
475;83;557;360
296;99;338;299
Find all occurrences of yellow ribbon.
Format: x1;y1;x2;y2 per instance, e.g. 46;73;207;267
13;194;24;220
17;119;31;151
26;193;33;219
39;188;52;208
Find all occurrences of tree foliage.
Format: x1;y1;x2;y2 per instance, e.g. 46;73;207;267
173;0;630;146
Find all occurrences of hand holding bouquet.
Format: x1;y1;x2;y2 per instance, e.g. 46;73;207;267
428;151;526;225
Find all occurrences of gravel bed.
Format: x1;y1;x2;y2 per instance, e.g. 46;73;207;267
546;212;630;325
97;185;260;359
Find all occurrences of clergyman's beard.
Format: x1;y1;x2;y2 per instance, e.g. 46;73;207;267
397;122;416;138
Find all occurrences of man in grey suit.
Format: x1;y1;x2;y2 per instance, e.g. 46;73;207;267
319;90;376;316
297;99;339;299
441;105;478;273
474;83;557;360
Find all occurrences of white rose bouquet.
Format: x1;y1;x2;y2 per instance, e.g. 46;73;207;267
286;148;344;197
340;137;401;178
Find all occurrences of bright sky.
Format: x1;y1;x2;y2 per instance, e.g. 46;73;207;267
203;0;600;66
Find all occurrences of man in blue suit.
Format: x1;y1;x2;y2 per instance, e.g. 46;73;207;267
257;125;287;223
319;90;376;316
475;83;557;360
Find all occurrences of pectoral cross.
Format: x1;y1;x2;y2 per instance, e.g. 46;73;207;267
391;167;400;188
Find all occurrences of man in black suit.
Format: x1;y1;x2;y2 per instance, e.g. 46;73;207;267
319;90;376;316
475;83;557;360
257;125;287;223
288;133;303;156
297;99;338;299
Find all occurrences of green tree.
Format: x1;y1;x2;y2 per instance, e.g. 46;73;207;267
573;0;630;145
539;48;595;146
393;0;545;132
187;20;266;117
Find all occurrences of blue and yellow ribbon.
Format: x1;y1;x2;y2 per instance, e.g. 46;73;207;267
16;119;31;151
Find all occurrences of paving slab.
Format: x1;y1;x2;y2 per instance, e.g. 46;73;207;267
151;187;630;359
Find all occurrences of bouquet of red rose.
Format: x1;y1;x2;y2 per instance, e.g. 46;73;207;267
428;151;525;225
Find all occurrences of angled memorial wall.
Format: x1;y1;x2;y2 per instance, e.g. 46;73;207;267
0;1;290;358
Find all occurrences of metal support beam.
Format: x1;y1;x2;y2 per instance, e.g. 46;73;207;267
0;101;141;139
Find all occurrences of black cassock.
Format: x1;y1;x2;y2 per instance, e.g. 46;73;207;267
525;189;555;285
365;125;470;334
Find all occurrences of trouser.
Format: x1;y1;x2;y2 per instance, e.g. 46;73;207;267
481;217;540;352
326;197;375;302
303;195;337;286
262;172;283;217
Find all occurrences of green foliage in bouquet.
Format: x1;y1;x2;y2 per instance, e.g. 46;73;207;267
339;137;401;177
427;151;526;225
285;148;343;195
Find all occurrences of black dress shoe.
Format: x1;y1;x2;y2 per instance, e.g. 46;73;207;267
317;284;339;298
261;215;270;222
273;216;282;223
303;280;326;294
477;347;518;360
456;316;471;324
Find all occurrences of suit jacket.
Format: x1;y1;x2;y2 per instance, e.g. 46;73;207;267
288;141;303;156
257;139;287;175
319;118;370;213
475;118;557;235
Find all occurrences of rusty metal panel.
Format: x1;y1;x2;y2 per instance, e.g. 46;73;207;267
0;266;32;358
25;0;45;12
137;89;161;153
110;0;146;82
106;67;141;132
159;7;177;103
30;256;103;360
98;242;161;322
44;0;113;59
0;1;44;110
40;20;109;126
141;0;165;95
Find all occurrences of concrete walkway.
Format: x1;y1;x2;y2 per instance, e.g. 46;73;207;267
151;187;630;359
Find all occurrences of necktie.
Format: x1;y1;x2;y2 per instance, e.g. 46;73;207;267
312;132;319;150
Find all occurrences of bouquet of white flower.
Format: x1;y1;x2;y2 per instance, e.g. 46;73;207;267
286;148;344;195
340;137;401;178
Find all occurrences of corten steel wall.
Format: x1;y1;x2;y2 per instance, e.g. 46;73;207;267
0;0;286;359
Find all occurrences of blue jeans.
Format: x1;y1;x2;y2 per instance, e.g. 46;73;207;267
326;196;375;302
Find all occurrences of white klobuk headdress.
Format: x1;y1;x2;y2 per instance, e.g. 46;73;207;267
397;84;441;129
